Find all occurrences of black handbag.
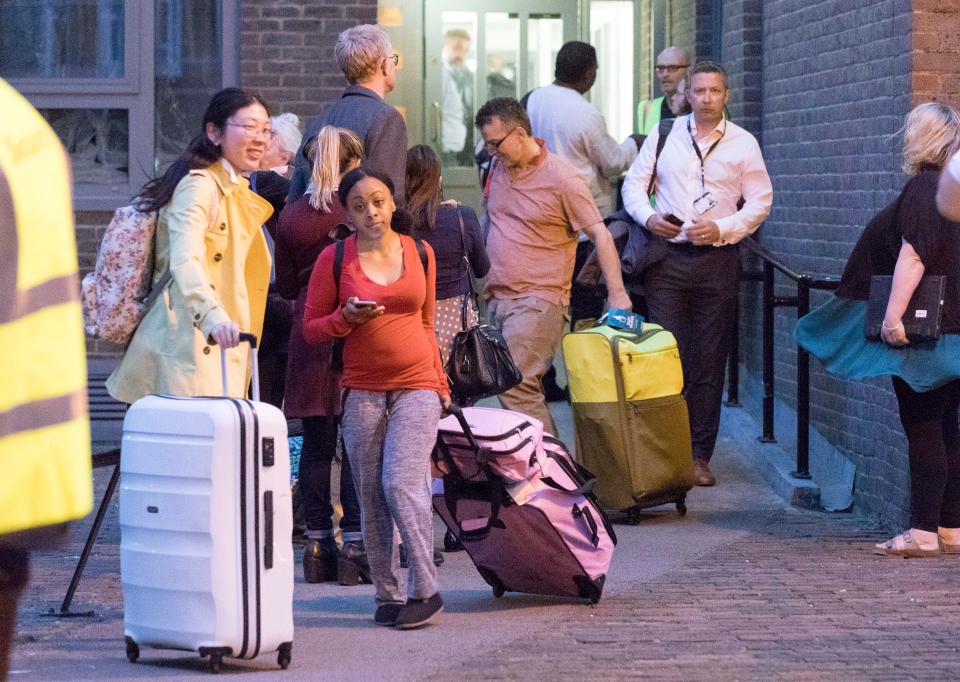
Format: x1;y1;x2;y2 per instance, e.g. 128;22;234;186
444;207;523;402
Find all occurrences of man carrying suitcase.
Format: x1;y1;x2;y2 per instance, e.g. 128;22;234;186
621;61;773;486
476;97;631;436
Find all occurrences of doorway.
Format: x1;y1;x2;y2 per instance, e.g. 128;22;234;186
423;0;579;207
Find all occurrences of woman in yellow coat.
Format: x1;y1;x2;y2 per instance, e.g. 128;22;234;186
108;88;274;403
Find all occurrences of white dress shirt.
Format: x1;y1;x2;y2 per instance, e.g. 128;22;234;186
622;114;773;246
441;61;467;153
527;84;638;216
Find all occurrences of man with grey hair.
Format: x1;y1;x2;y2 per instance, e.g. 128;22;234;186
636;46;691;135
288;24;406;203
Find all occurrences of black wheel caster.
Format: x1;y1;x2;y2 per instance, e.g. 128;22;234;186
277;642;292;670
125;637;139;663
676;500;687;516
492;584;505;598
210;654;223;674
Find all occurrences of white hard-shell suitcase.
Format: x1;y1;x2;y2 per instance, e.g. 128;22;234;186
120;334;294;673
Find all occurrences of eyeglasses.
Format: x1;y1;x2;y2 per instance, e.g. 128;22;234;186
385;53;399;66
655;64;689;73
226;122;273;139
483;127;519;153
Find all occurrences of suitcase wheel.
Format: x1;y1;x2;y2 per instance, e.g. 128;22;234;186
492;583;505;599
199;646;231;674
676;499;687;516
278;642;293;670
125;637;139;663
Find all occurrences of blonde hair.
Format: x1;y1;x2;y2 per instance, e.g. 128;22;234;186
901;102;960;175
270;112;302;159
335;25;392;84
309;126;365;212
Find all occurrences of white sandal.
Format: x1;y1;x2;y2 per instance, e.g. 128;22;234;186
874;530;941;558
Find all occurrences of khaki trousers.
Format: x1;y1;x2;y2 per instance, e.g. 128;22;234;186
487;295;566;436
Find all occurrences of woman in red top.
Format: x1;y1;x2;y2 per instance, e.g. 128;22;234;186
303;167;450;630
275;126;364;584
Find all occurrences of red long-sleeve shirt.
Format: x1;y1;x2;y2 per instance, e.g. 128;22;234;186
302;234;450;397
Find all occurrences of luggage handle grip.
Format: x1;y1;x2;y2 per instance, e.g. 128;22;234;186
210;332;259;400
447;403;482;452
572;504;600;548
263;490;274;569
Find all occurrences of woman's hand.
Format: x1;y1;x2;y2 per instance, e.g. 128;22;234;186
341;296;385;326
881;318;909;347
440;394;454;415
210;321;241;348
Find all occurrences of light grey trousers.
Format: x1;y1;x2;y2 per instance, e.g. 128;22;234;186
341;389;442;604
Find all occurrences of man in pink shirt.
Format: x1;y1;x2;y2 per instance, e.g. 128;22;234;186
476;98;631;435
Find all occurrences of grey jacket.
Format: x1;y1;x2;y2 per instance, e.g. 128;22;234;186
287;85;408;204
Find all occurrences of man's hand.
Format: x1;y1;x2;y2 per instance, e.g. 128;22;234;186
646;213;682;239
684;216;721;245
606;289;633;312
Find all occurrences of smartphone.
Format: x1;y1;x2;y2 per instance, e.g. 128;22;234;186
664;213;684;227
353;300;378;308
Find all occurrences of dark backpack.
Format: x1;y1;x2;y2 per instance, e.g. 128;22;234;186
330;233;429;370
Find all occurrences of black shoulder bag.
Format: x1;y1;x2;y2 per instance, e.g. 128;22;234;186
444;206;522;402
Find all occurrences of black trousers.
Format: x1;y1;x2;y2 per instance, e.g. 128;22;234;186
643;244;739;461
892;377;960;532
299;416;361;535
0;548;29;677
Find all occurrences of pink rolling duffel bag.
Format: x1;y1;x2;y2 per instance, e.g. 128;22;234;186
432;406;616;603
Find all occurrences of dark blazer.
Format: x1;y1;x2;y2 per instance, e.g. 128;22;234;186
287;85;408;204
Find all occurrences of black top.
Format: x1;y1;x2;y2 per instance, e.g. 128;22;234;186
249;170;290;239
417;203;490;300
837;168;960;332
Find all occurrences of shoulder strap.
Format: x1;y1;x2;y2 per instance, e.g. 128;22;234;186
414;237;428;275
646;117;676;197
453;206;478;329
520;89;533;110
334;237;346;303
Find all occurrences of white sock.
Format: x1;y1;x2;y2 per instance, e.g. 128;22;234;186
938;527;960;545
910;528;940;550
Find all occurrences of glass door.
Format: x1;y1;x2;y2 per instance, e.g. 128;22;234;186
424;0;579;209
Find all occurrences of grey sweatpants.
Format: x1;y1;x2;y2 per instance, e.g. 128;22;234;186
341;389;442;605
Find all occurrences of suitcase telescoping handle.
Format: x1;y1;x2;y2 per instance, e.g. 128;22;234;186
210;332;260;401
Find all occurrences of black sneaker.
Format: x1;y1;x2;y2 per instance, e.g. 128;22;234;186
374;603;402;627
394;593;443;630
303;537;338;583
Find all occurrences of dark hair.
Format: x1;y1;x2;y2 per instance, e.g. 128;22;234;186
339;167;416;234
136;87;270;213
688;60;728;88
405;145;442;233
474;97;532;135
555;41;597;84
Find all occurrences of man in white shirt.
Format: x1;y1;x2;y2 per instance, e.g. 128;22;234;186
526;41;642;216
441;29;474;165
622;61;773;486
937;150;960;221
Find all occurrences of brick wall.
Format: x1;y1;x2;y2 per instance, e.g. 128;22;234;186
240;0;378;120
912;0;960;109
738;0;915;525
670;0;698;58
720;0;762;138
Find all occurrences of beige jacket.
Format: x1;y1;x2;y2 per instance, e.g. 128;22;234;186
107;162;273;403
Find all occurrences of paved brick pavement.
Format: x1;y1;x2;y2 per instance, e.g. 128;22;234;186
11;408;960;680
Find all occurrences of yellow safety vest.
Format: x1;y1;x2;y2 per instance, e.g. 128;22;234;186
0;78;92;538
637;96;665;136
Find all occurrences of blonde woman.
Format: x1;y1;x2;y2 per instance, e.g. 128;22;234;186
274;126;366;584
796;102;960;557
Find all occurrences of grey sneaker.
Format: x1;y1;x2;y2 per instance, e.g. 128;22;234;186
394;593;443;630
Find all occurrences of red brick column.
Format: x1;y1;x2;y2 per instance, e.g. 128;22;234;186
912;0;960;108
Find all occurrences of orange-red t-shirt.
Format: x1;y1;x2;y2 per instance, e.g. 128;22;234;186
302;234;449;397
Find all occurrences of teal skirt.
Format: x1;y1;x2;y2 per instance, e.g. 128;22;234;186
794;296;960;393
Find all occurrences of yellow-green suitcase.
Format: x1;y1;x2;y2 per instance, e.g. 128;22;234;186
561;322;693;515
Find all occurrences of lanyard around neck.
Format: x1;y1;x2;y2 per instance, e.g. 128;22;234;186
687;117;726;192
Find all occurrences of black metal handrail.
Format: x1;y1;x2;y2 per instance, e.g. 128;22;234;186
726;237;840;480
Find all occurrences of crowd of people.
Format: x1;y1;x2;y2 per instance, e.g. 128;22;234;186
52;21;960;632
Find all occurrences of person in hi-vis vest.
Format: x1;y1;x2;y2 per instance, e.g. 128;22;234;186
636;47;690;135
0;78;93;675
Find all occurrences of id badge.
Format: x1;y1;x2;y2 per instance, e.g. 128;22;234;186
693;192;717;215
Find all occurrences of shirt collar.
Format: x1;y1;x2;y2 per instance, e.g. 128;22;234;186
687;114;726;138
220;158;241;185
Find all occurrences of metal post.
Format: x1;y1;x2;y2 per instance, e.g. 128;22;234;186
760;260;776;442
725;290;741;407
793;278;812;479
53;463;121;617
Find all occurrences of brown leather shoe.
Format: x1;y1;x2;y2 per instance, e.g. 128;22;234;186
693;459;716;486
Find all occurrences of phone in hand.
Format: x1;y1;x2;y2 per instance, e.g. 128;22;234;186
353;300;378;309
664;213;684;227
